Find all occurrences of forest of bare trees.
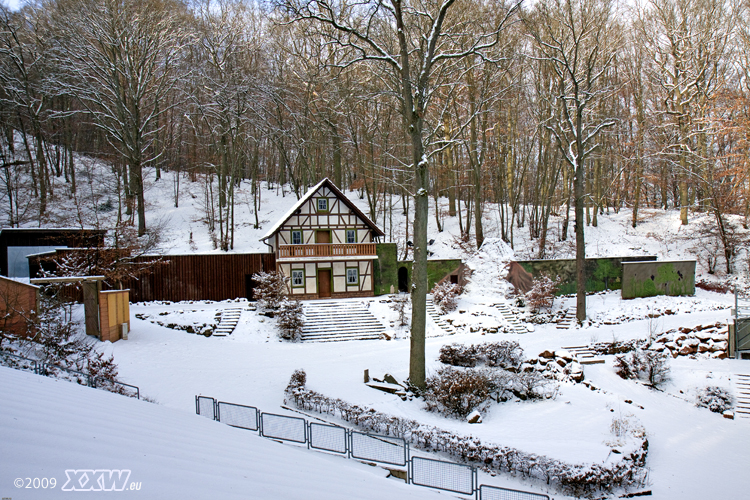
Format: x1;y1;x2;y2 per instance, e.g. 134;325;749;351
2;0;750;383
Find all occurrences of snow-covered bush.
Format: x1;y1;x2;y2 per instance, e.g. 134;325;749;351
431;282;462;314
438;341;524;370
284;370;648;496
438;343;479;367
424;367;495;418
499;370;555;401
251;271;288;310
526;274;560;312
614;349;670;387
276;299;304;341
696;386;733;413
12;287;129;396
482;341;524;369
389;293;410;326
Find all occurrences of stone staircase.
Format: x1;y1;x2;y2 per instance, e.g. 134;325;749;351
561;345;605;365
556;309;576;329
735;374;750;419
426;297;458;335
213;307;243;336
301;300;385;342
493;302;528;334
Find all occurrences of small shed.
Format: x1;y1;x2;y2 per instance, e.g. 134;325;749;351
0;276;39;337
0;228;106;277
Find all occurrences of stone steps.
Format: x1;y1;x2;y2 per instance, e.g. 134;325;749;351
561;345;605;365
556;309;576;330
736;374;750;418
492;302;528;334
426;297;458;336
213;307;244;336
301;301;385;342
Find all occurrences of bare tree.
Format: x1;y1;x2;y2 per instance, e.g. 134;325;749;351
276;0;519;388
43;0;189;236
524;0;621;322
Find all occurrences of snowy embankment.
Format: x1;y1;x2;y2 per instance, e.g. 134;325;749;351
0;366;447;500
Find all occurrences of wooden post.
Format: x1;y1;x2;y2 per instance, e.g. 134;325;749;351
83;280;102;338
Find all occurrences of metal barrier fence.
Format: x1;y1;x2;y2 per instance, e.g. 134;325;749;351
196;396;216;419
309;422;347;454
195;395;550;500
260;412;307;443
217;401;258;431
350;430;407;466
410;456;475;495
0;351;140;399
479;485;551;500
0;351;40;374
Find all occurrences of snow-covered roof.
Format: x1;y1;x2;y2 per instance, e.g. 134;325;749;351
260;178;384;241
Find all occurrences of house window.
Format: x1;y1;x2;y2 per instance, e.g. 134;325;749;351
291;230;302;245
291;269;304;287
317;198;328;212
346;229;357;244
346;267;359;285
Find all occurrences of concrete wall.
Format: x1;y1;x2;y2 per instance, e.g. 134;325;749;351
518;256;658;295
621;260;696;299
371;244;463;296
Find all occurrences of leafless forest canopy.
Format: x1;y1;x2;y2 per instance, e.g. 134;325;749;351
1;0;749;265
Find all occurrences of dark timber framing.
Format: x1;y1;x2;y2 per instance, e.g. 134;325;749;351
261;178;384;300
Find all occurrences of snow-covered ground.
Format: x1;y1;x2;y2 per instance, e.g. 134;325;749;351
4;169;750;499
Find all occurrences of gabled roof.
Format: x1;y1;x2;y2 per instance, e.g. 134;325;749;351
260;178;385;241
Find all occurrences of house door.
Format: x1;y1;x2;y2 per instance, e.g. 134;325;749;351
318;269;332;298
315;230;330;244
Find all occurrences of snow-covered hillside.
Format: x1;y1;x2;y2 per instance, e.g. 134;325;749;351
16;162;750;286
0;365;452;500
4;165;750;499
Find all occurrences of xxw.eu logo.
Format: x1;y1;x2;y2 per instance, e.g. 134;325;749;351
61;470;133;491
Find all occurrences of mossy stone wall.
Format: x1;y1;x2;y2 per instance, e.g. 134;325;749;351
372;243;462;295
621;260;696;299
373;243;399;295
518;256;657;295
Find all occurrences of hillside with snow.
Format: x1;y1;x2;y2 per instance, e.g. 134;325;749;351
2;165;750;499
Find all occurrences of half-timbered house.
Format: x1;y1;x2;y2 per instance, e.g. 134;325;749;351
260;178;385;299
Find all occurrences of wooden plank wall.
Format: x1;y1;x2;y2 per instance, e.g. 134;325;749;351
0;276;38;336
123;253;276;303
99;290;130;342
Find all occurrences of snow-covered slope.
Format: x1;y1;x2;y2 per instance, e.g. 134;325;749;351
0;366;445;500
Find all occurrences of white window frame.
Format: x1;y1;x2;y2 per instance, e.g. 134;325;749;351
317;198;328;212
291;269;304;287
346;267;359;285
346;229;357;244
291;230;302;245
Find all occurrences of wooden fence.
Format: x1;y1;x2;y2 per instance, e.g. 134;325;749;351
122;253;276;303
28;250;276;303
0;276;39;336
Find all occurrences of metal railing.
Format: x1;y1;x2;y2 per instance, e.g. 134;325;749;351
410;456;475;495
479;484;552;500
277;243;377;259
0;351;140;399
195;395;550;500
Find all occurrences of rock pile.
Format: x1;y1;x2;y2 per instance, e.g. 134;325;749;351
519;349;585;383
647;323;728;359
